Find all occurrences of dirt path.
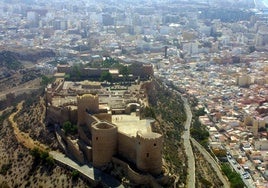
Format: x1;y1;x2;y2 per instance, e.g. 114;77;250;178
8;101;48;151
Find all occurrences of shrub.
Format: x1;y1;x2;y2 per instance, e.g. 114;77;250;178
221;163;244;188
0;163;12;175
71;170;79;180
62;121;77;135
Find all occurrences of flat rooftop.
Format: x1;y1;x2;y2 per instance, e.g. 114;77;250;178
112;114;154;136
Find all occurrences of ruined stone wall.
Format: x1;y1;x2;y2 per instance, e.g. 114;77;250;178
91;122;117;167
0;89;42;111
65;138;84;164
57;65;71;74
47;105;76;125
56;127;85;164
117;132;136;163
112;157;162;187
78;140;92;162
136;132;163;175
47;106;63;124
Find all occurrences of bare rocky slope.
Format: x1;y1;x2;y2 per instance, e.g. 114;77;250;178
0;99;92;188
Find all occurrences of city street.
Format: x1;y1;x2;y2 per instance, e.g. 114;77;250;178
227;153;255;188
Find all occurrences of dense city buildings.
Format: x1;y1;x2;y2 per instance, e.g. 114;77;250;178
2;0;268;187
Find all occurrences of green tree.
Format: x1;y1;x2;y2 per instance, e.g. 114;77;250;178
100;71;112;82
41;75;54;86
63;121;78;135
30;147;41;159
30;147;54;166
70;64;82;81
143;106;156;119
102;57;119;68
119;66;129;83
64;74;70;80
0;163;12;175
221;163;244;188
40;151;49;160
119;65;129;76
45;156;55;165
71;170;79;180
195;107;206;116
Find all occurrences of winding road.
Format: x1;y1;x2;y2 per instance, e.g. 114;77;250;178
182;97;195;188
182;97;229;188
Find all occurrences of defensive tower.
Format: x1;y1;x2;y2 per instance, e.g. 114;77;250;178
91;121;117;167
136;131;163;175
77;94;99;126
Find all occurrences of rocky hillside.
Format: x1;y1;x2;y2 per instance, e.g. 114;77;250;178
0;51;23;70
141;79;188;187
0;97;92;188
0;49;56;63
142;79;225;187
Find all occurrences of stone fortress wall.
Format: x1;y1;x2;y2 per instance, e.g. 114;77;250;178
111;157;167;188
46;79;164;183
47;105;77;125
117;132;136;162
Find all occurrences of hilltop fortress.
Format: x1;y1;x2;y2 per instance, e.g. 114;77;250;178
45;74;164;180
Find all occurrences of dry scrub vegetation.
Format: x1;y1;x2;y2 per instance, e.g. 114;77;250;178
193;145;224;188
0;98;91;188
